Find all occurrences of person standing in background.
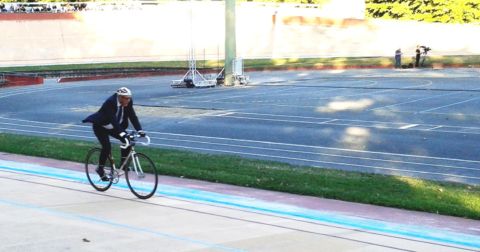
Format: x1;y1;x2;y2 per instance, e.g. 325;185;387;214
415;45;421;67
395;48;402;68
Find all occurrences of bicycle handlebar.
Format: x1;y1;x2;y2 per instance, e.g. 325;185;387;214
120;131;150;149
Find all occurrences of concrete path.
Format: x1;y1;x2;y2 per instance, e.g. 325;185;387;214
0;152;478;252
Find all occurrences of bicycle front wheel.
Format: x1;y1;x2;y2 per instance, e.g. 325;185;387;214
85;148;113;191
125;153;158;199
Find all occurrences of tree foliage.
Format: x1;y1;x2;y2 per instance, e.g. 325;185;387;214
0;0;333;5
242;0;333;5
366;0;480;24
2;0;479;24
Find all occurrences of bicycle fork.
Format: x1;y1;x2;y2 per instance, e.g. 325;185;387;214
131;153;145;178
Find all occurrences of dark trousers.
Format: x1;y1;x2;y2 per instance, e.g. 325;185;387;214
415;55;420;67
395;56;401;68
93;124;131;168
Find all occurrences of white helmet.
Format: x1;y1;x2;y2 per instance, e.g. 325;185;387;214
116;87;132;97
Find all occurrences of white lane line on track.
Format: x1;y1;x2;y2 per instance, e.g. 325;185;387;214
0;81;123;98
427;126;443;131
243;88;392;103
1;116;479;165
399;124;419;130
372;109;480;119
369;94;455;111
161;87;235;99
214;111;391;123
166;80;436;109
3;125;478;182
1;122;480;175
213;111;410;128
229;111;480;130
420;97;480;113
369;85;480;112
207;114;480;135
146;142;480;181
0;79;166;98
204;86;303;102
145;136;480;172
0;120;478;170
215;112;235;117
183;80;416;105
0;86;79;98
179;99;321;108
320;119;338;124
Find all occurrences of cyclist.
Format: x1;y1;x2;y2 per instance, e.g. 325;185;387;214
82;87;145;181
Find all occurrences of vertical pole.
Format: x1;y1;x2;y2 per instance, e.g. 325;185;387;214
225;0;236;86
189;0;195;82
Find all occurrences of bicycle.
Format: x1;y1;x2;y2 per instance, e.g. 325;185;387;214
85;131;158;199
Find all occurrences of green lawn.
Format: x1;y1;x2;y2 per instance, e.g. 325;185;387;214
1;55;479;73
0;132;479;220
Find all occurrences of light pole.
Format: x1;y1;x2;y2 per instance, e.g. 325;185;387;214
224;0;236;86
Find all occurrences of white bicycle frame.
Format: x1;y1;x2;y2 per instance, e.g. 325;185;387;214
111;135;151;181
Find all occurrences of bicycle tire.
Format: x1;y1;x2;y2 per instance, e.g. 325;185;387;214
85;148;113;191
125;152;158;199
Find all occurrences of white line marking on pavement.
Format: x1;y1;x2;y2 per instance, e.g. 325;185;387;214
2;125;479;181
420;97;480;113
369;89;465;111
215;112;235;117
1;121;479;173
1;117;480;165
147;142;480;181
399;124;419;130
320;119;338;124
427;126;443;131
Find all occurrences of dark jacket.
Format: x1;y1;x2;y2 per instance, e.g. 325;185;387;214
82;94;142;135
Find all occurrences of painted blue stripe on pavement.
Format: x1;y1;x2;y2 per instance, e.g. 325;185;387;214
0;198;244;252
0;160;479;249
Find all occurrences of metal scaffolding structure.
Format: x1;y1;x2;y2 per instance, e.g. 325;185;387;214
171;0;216;88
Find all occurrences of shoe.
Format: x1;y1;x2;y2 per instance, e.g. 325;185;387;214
95;167;110;182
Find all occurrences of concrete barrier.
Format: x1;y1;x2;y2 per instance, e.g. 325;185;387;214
1;74;44;87
56;70;183;83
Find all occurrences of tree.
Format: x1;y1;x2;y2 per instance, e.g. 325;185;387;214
366;0;480;24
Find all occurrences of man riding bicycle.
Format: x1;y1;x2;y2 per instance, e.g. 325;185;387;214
82;87;145;181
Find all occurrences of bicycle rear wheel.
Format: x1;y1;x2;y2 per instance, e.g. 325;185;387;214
125;153;158;199
85;148;113;191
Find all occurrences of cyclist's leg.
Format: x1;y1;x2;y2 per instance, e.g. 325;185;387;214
110;131;131;169
93;125;112;178
120;148;131;169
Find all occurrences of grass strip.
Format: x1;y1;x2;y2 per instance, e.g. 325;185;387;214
1;55;479;73
0;132;479;220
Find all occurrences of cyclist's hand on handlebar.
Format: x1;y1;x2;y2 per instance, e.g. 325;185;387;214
120;131;134;139
119;131;131;149
138;130;146;137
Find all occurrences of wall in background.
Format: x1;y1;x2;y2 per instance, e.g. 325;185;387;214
0;1;478;67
